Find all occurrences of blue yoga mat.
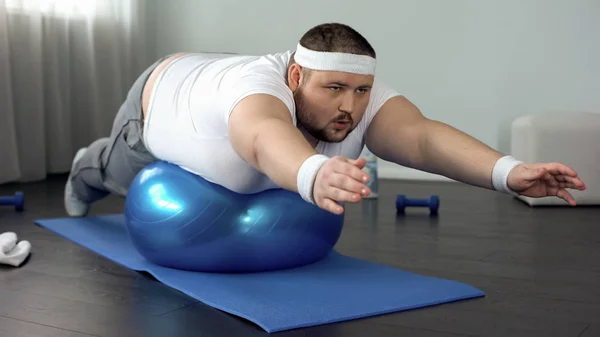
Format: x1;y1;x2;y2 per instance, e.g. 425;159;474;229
34;214;485;333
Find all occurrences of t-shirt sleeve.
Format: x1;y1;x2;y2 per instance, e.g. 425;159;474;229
354;79;402;136
221;73;296;125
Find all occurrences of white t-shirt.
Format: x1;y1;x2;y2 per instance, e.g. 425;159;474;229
143;51;400;194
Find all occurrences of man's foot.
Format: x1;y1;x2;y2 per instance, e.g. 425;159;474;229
64;148;90;217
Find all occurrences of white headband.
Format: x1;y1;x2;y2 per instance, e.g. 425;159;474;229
294;43;376;75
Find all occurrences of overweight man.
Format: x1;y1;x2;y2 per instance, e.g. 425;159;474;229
64;22;586;217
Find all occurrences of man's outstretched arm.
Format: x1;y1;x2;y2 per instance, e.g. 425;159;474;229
227;94;371;213
228;94;316;192
365;96;586;204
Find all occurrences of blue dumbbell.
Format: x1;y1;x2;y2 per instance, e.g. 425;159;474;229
396;194;439;214
0;192;25;211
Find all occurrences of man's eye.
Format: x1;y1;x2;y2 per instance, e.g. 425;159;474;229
329;87;341;91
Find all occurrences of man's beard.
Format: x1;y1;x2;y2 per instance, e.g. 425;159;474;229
294;89;353;143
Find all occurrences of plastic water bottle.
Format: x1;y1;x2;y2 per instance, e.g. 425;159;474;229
360;148;378;198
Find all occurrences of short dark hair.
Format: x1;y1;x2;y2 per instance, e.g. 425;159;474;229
297;22;376;58
287;23;375;83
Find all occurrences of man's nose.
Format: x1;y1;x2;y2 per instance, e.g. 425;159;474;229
339;92;355;114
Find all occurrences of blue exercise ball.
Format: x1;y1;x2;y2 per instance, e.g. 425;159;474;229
124;161;345;273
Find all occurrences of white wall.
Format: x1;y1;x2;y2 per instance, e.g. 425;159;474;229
150;0;600;181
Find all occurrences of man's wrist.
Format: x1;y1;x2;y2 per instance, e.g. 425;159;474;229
492;155;523;196
297;154;329;203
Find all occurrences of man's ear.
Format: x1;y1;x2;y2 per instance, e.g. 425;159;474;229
287;63;302;91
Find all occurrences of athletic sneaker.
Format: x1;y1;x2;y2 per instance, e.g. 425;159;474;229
64;147;89;217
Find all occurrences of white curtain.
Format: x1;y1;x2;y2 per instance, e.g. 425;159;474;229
0;0;152;184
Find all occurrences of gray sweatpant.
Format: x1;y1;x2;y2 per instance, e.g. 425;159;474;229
69;56;169;203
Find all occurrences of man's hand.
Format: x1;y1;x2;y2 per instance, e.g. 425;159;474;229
507;162;587;205
312;156;371;214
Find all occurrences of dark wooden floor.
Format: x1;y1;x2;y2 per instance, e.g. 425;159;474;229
1;174;599;337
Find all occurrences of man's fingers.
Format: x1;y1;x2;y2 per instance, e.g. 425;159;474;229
329;186;363;203
543;163;578;177
541;175;585;192
562;176;586;188
542;173;559;187
320;198;344;214
347;157;366;169
553;174;572;183
549;175;586;189
558;181;586;191
333;161;370;184
556;189;576;206
342;156;364;165
331;173;370;196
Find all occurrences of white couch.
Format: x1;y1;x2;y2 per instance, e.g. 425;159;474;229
510;112;600;206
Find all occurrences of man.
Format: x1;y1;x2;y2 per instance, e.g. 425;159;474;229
64;22;586;217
